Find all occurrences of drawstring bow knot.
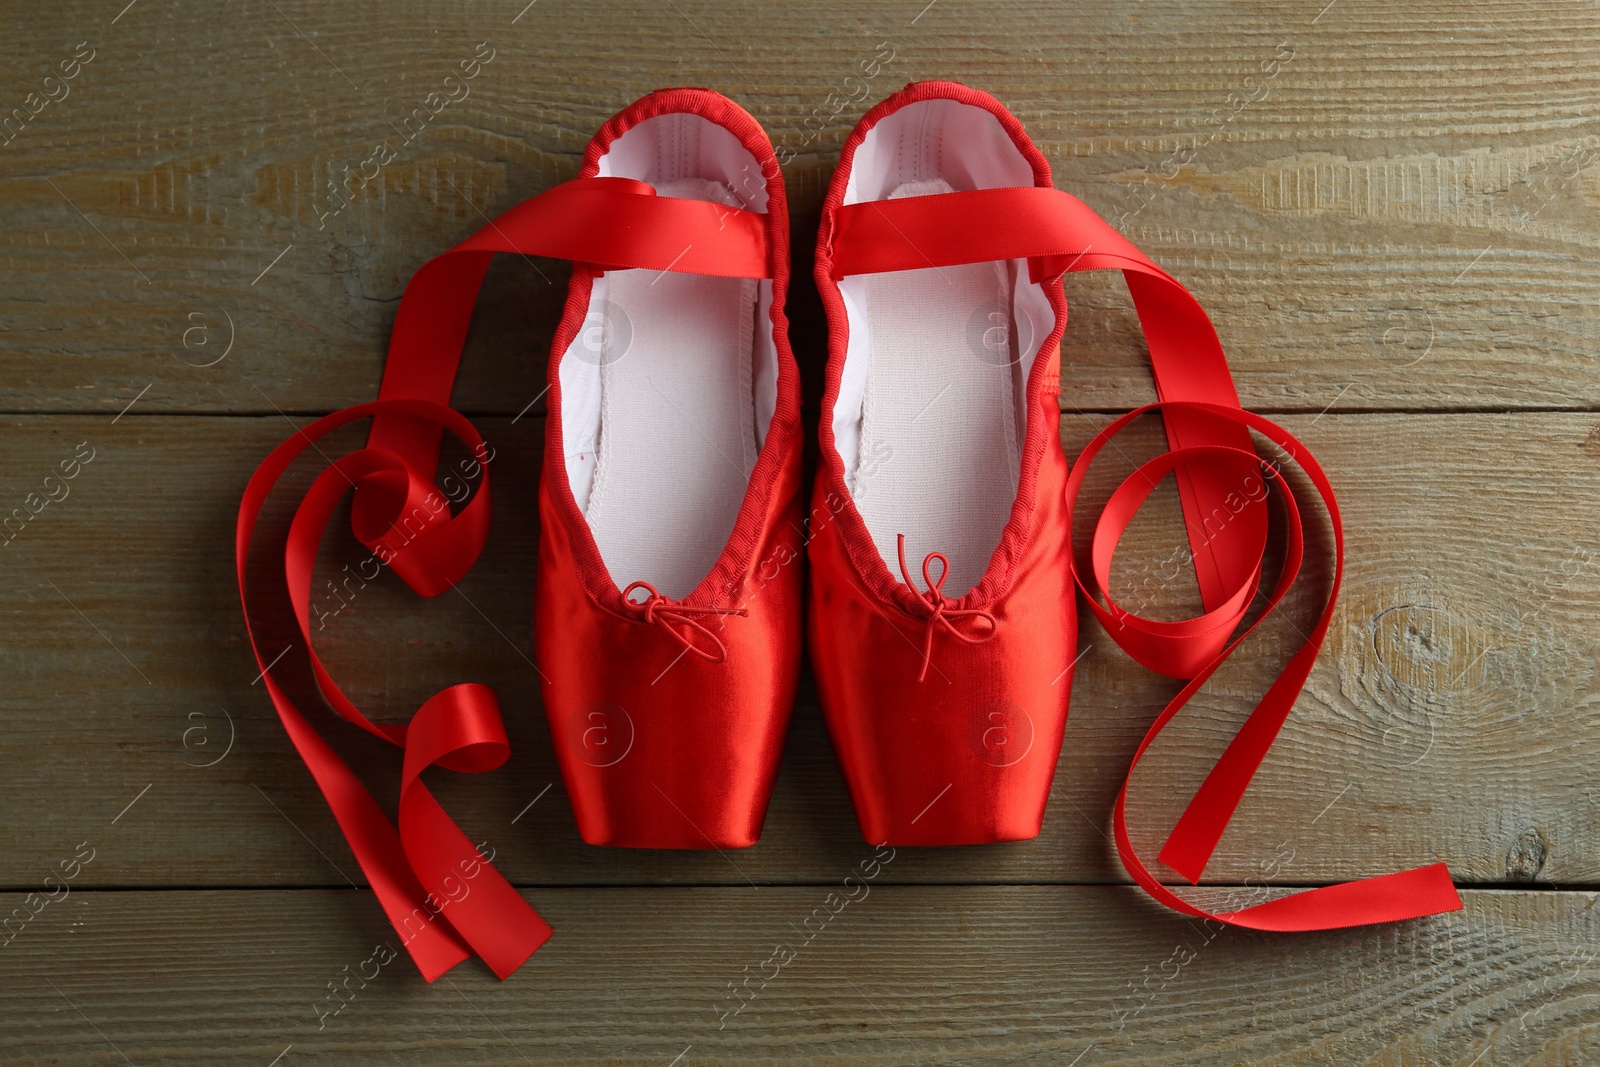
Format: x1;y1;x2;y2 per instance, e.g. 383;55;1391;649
622;581;748;663
895;534;998;682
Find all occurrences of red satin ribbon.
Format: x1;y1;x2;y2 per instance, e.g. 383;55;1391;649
1071;404;1460;928
236;177;774;979
833;186;1462;929
834;187;1262;613
237;399;548;981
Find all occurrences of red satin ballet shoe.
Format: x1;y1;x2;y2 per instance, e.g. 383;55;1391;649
808;79;1461;932
239;90;802;981
808;81;1077;845
535;89;805;848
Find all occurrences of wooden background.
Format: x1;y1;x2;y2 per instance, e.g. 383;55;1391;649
2;0;1597;1063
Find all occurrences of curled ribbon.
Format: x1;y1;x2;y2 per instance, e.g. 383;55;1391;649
237;398;552;981
832;179;1460;930
235;173;781;980
1067;401;1462;930
621;580;749;663
895;534;998;682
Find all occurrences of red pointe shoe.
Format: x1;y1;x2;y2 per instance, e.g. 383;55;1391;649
238;89;803;978
809;79;1461;932
535;90;805;848
808;81;1077;845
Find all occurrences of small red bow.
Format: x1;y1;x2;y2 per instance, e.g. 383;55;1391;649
622;581;749;663
895;534;998;682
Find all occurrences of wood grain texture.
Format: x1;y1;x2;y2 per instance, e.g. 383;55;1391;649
2;887;1596;1065
3;1;1599;1062
0;411;1594;888
1;1;1597;415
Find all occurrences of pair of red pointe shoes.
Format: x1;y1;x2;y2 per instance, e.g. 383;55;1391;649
533;85;1459;927
242;81;1462;983
534;82;1067;849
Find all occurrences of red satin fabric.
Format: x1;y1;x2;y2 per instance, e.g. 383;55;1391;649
239;77;1461;975
815;80;1461;931
809;84;1078;846
238;399;550;981
831;184;1265;612
236;114;787;978
534;459;804;848
1070;401;1461;929
894;535;999;683
535;87;806;850
806;455;1078;843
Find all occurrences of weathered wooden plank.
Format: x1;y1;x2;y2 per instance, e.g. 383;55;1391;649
0;887;1595;1065
1;1;1597;415
0;411;1594;888
5;3;1597;1062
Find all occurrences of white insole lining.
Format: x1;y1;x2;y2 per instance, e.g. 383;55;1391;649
831;95;1057;599
578;177;760;601
850;179;1023;597
560;113;778;601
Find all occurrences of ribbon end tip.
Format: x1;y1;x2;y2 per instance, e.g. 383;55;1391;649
1156;843;1207;886
417;956;468;984
488;925;554;981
